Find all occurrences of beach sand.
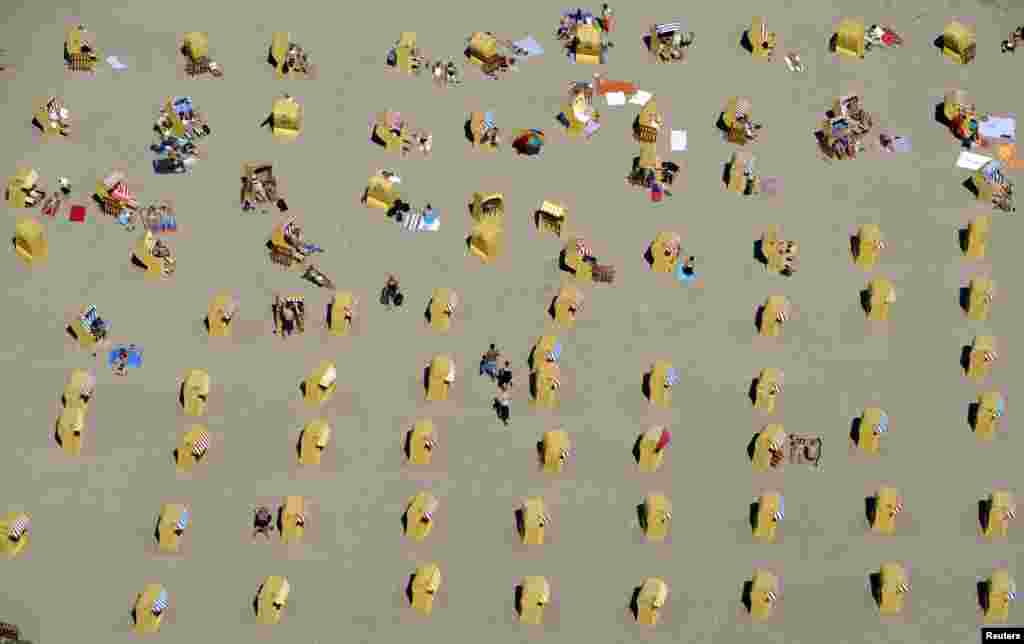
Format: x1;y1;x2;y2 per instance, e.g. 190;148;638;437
2;0;1024;642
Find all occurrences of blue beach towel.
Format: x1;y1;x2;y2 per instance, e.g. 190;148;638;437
107;344;143;369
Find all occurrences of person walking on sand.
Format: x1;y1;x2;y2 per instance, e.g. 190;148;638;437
497;361;513;391
494;389;511;425
480;344;501;380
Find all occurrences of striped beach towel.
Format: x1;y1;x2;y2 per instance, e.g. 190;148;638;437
1009;582;1017;601
893;500;903;515
655;429;671;451
655;23;682;36
984;351;999;363
665;367;679;387
1007;507;1016;520
112;182;132;202
575;238;592;258
191;431;210;458
294;512;306;527
546;341;562;362
176;509;189;531
765;590;777;603
874;413;889;434
773;497;785;522
549;375;561;390
896;582;910;594
152;589;168;615
776;309;789;323
9;516;29;540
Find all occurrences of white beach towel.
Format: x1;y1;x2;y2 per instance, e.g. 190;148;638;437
106;55;127;70
671;130;687;151
630;90;653;106
605;92;626;106
513;35;544;57
980;116;1016;141
957;151;993;171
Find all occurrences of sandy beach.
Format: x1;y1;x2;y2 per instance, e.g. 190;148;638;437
3;0;1024;642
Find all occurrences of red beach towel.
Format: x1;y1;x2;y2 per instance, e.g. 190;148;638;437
69;205;87;222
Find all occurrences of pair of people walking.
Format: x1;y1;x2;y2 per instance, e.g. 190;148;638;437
480;343;514;424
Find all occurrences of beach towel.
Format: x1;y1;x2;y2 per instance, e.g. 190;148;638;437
584;120;601;138
957;151;993;171
670;130;687;151
675;262;697;283
630;90;652;106
605;91;626;106
980;116;1016;142
513;35;544;57
107;344;143;369
105;55;127;70
69;205;87;222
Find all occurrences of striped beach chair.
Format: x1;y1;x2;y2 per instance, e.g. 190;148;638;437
152;589;168;616
192;430;210;459
655;22;682;38
9;515;29;540
664;367;679;388
545;341;562;362
175;509;189;532
66;53;95;72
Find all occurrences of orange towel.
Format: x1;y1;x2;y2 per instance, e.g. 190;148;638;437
996;144;1024;169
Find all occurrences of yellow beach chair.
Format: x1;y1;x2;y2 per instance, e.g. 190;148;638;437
181;369;210;416
865;278;896;321
753;368;783;413
256;576;290;625
406;419;437;465
14;217;47;265
327;291;356;336
536;200;567;237
749;570;779;619
519;497;550;545
298;419;331;465
752;424;787;471
468;219;503;262
427;288;457;333
573;24;603;64
752;492;784;542
942;21;976;65
410;563;442;615
854;224;885;269
984;569;1015;622
207;294;237;337
966;278;995;321
540;430;571;474
964;215;990;259
156;504;189;553
471;191;504;224
517;576;551;625
759;296;790;337
974;391;1005;440
552;285;583;328
870;487;903;535
55;406;86;456
65;25;98;72
304;361;337;404
877;562;909;615
640;493;672;541
404;491;439;542
531;362;561;408
834;18;865;58
636;426;670;472
425;355;454;402
6;168;41;208
646;360;678;408
636;578;668;625
63;369;95;413
395;32;419;74
271;95;303;140
856;408;888;454
364;172;400;210
279;496;306;545
967;336;998;381
983;491;1015;538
